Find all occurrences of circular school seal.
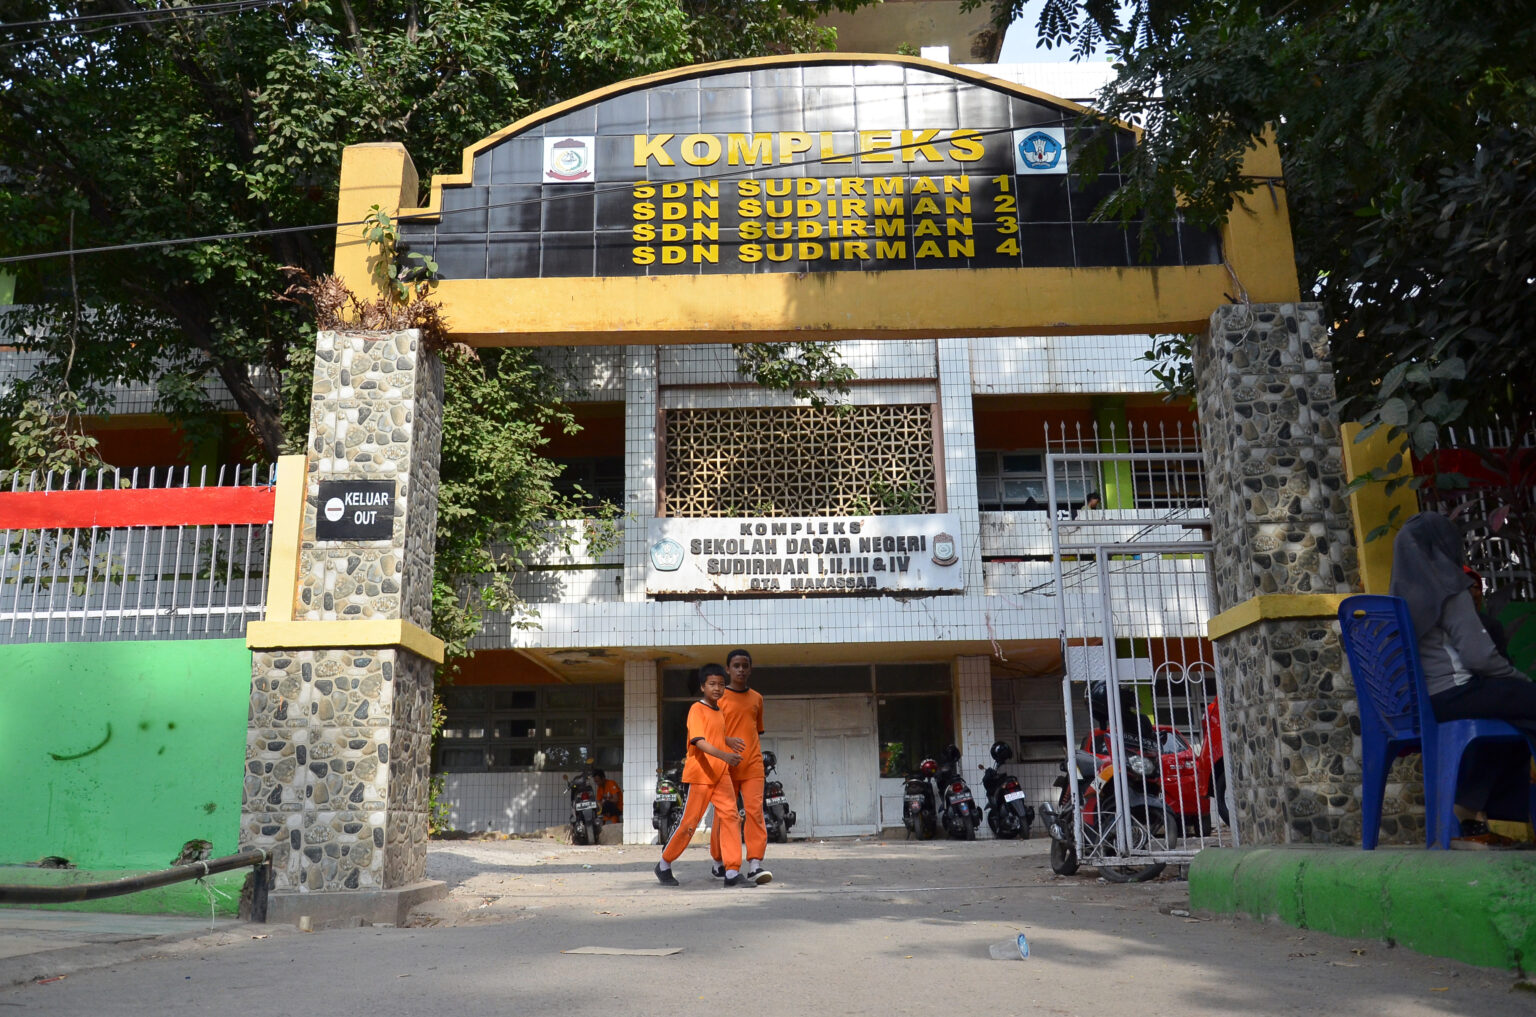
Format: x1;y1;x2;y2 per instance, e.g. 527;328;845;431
545;137;593;182
650;538;684;571
931;531;958;566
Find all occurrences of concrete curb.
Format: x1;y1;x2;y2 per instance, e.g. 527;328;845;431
0;920;273;989
1190;847;1536;972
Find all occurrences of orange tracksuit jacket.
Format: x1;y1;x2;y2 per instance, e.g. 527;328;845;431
662;699;741;867
711;685;767;864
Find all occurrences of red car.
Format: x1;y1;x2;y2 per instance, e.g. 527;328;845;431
1083;723;1210;831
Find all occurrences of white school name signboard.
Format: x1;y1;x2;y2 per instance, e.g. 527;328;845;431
646;514;963;595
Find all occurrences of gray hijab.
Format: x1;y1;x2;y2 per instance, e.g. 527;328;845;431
1389;512;1469;636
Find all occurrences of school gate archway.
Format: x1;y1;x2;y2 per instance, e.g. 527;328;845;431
243;54;1362;921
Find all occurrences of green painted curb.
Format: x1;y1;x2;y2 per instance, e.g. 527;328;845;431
1191;847;1536;972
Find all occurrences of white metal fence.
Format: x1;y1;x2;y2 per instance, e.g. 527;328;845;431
0;464;274;643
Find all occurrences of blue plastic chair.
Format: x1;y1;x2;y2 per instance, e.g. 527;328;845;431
1339;594;1536;849
1338;595;1423;849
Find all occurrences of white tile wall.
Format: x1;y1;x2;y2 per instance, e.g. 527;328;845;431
513;520;626;567
938;337;983;596
533;345;626;401
622;658;660;845
660;381;935;410
499;590;1060;650
441;771;582;834
968;335;1164;395
955;655;996;838
659;340;937;387
878;776;908;829
981;557;1208;636
624;347;659;603
508;566;624;606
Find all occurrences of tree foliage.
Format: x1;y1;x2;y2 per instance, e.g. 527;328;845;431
1;0;872;653
969;0;1535;456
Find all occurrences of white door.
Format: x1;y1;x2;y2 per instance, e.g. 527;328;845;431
761;695;879;838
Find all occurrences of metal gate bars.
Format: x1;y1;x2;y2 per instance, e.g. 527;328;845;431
1045;424;1239;872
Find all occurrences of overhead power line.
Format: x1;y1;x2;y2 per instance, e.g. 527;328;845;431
0;0;290;34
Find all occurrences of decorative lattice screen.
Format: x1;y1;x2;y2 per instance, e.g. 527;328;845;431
663;405;937;517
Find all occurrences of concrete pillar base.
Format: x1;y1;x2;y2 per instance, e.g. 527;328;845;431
265;880;446;929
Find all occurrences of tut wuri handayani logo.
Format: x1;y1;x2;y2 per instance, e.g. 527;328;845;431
650;538;684;571
1013;128;1067;174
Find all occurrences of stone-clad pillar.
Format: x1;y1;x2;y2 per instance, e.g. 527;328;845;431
244;329;448;925
1196;303;1415;846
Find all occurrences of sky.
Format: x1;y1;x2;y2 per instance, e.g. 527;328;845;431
996;5;1117;63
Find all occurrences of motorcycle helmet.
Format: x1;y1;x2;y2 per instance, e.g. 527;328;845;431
989;740;1014;764
762;749;777;769
943;743;962;763
1086;679;1156;744
1087;679;1141;721
919;758;938;776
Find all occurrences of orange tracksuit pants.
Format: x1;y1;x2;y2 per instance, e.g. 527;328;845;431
710;774;766;864
663;774;741;869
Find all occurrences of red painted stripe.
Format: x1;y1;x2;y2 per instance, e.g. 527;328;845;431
0;486;277;529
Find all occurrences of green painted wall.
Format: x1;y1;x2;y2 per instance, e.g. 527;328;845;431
1090;395;1134;509
0;639;250;915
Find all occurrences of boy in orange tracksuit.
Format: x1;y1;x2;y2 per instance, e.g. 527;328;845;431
656;664;752;887
709;648;772;885
593;769;623;820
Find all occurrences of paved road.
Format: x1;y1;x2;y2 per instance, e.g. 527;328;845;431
2;834;1530;1016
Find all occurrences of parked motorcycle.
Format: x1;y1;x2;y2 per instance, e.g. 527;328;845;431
652;761;685;847
567;765;603;845
761;750;797;843
902;759;939;840
1041;747;1167;883
934;744;980;840
979;740;1034;839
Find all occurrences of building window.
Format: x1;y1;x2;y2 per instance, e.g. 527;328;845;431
435;684;622;772
552;456;624;510
977;450;1092;513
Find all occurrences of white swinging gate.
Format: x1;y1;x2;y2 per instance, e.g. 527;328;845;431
1046;426;1240;868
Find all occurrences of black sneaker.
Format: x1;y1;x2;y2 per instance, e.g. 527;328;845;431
747;868;773;885
710;862;726;879
654;863;679;886
722;874;758;888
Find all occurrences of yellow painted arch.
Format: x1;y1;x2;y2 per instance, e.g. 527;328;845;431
335;53;1299;345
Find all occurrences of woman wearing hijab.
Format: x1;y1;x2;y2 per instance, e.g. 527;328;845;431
1389;511;1536;835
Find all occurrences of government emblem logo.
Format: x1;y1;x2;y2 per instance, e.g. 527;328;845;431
650;538;684;571
1014;128;1067;174
931;532;958;566
544;136;594;183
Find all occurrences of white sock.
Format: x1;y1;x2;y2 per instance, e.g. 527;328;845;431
657;859;671;871
747;861;761;873
725;868;740;879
